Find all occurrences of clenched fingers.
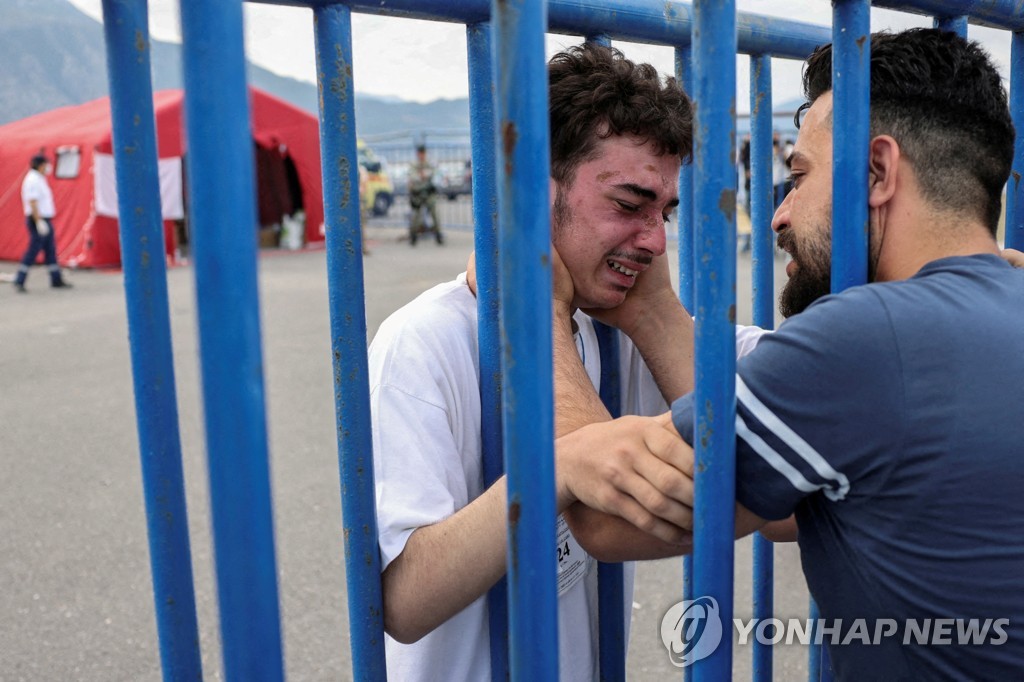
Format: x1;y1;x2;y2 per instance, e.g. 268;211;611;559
591;418;694;530
641;419;694;479
598;491;692;545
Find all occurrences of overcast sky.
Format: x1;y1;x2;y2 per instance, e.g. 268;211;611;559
67;0;1012;111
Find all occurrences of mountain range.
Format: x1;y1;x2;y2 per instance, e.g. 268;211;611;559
0;0;469;136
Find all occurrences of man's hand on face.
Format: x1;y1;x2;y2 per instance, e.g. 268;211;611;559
467;247;577;323
583;252;677;335
551;244;575;323
556;412;695;544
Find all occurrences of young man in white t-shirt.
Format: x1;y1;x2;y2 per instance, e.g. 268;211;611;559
15;153;72;292
368;43;766;680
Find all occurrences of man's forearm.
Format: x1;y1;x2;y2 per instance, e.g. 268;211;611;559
553;311;695;555
626;296;695;403
382;478;508;643
382;443;597;645
564;502;692;561
552;310;611;436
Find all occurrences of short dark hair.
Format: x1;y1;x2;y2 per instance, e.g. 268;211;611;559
30;154;49;169
548;43;693;185
799;28;1014;234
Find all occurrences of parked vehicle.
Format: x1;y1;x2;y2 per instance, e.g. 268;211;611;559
389;163;410;196
357;140;394;216
438;159;472;200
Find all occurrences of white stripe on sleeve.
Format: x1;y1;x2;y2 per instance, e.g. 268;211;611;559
736;374;850;501
736;413;821;494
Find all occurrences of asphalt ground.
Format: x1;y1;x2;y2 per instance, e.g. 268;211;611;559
1;216;810;681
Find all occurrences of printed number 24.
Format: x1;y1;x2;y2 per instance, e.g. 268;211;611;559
557;540;571;563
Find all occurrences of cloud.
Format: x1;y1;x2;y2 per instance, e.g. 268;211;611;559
65;0;1014;110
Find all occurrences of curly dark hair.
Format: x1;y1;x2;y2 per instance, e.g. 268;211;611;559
799;28;1014;235
548;43;693;185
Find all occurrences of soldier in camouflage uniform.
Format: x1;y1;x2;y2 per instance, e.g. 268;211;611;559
408;145;444;245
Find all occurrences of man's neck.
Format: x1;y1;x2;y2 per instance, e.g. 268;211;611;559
875;209;999;282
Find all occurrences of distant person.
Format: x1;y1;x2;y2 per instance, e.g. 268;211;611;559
738;135;752;252
15;154;72;293
739;134;752;212
771;132;788;208
408;144;443;245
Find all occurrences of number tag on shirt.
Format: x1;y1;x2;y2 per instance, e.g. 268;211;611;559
556;514;591;596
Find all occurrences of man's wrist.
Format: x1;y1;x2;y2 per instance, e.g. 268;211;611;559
553;301;574;330
621;291;685;338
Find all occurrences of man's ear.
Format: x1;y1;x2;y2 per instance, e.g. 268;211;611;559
867;135;900;209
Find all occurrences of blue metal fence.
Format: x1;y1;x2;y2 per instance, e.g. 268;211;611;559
99;2;202;678
101;1;1024;680
313;6;388;680
748;49;775;682
179;2;286;679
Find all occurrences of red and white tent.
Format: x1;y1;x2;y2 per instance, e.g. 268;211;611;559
0;87;325;268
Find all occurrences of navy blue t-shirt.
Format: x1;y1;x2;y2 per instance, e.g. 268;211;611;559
673;255;1024;678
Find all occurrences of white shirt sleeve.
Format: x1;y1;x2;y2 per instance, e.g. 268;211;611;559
736;323;771;358
368;278;483;570
372;382;470;568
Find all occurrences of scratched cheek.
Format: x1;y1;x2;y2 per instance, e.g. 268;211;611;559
642;212;662;230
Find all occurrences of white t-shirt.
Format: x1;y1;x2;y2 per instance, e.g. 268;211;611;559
21;168;55;218
368;274;768;681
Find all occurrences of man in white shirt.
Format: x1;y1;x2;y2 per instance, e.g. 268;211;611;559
368;43;768;681
15;153;72;293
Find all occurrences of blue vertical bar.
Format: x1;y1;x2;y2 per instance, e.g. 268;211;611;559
100;1;202;679
491;0;559;679
675;44;696;682
748;52;775;682
824;6;870;679
675;46;695;313
830;0;870;294
809;597;834;680
594;321;625;681
177;1;284;679
691;1;737;680
820;634;834;681
467;21;509;682
314;6;387;681
808;598;822;679
933;15;968;37
1008;32;1024;251
749;54;775;333
597;563;625;682
752;535;774;680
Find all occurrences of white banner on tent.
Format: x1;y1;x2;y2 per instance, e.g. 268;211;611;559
93;153;184;220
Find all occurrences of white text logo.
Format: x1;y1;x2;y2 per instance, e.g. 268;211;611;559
660;598;1010;667
660;596;724;667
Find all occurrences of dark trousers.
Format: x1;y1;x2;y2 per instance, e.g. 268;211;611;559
16;217;61;286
